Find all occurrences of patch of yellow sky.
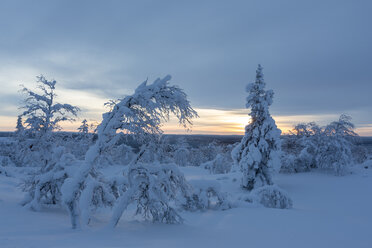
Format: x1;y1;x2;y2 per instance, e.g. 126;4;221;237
161;109;341;135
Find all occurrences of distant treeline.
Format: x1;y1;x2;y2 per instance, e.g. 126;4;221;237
1;131;372;147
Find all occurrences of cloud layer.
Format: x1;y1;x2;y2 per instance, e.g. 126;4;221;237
0;0;371;135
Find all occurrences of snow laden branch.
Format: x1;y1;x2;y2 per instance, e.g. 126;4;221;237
62;75;198;229
99;75;198;139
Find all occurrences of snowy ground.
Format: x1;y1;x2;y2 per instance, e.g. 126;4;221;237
1;165;372;248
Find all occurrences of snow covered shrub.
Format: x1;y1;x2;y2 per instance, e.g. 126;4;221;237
79;175;117;225
107;175;129;199
0;165;9;176
351;144;368;164
316;136;352;175
179;140;231;167
281;135;300;155
154;137;175;164
110;162;190;226
173;137;191;167
183;179;231;211
203;153;232;174
110;143;135;165
0;154;14;177
316;115;356;175
15;135;54;168
67;119;95;159
62;75;198;228
232;65;281;190
252;185;293;209
187;148;207;166
0;155;15;167
21;146;79;210
204;141;224;161
0;136;16;167
279;153;297;173
135;143;160;164
280;148;314;173
282;115;358;175
280;122;322;173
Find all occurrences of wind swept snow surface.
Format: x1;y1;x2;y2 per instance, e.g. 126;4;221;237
1;166;372;248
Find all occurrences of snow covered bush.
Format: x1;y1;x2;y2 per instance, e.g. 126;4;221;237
251;185;293;209
110;162;190;226
281;115;360;175
280;122;322;173
280;143;315;173
351;144;368;164
316;115;356;175
154;136;175;164
232;65;281;190
110;143;135;165
62;75;198;229
183;179;231;211
0;155;15;168
172;137;191;167
21;146;79;210
78;175;117;225
201;140;226;163
0;136;16;167
0;153;15;177
203;153;232;174
279;153;297;173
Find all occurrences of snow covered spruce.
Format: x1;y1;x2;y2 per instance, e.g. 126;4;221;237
232;65;292;209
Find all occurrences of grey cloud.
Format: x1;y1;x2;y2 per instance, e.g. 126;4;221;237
0;0;371;131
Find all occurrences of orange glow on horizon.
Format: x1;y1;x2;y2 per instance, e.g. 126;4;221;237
1;109;372;136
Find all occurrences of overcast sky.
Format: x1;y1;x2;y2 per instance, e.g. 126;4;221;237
0;0;371;135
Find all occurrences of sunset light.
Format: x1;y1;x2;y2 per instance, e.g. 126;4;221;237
1;1;372;247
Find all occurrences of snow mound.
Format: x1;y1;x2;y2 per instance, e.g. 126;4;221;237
252;185;293;209
185;179;231;211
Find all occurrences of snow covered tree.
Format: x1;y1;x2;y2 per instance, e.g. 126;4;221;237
317;114;356;175
77;119;89;135
16;75;79;167
281;122;322;173
281;115;360;174
173;137;190;167
21;147;79;210
109;162;190;227
324;114;357;137
232;65;281;191
64;119;93;160
15;115;25;135
18;76;80;210
203;153;232;174
61;75;198;229
19;75;79;136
